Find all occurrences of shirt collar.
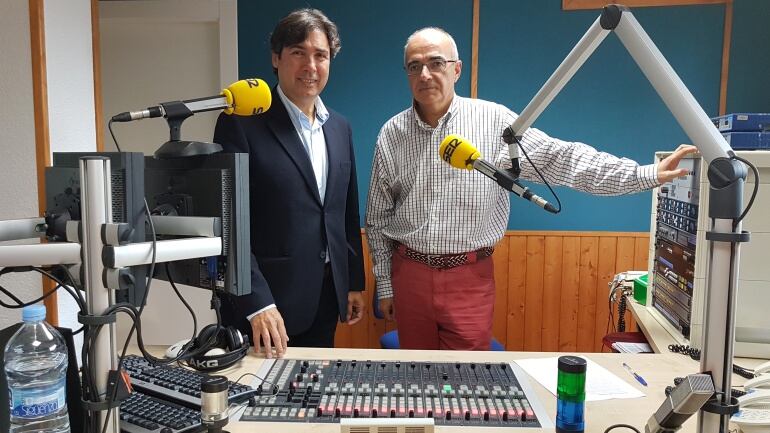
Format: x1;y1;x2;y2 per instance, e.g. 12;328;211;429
277;84;330;129
411;94;459;130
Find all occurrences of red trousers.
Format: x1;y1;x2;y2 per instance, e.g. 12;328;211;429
391;247;496;350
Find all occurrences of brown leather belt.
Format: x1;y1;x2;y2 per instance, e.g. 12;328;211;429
397;244;494;269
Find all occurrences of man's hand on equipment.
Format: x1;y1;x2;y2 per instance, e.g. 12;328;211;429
347;292;365;325
250;308;289;359
379;297;395;321
657;144;698;183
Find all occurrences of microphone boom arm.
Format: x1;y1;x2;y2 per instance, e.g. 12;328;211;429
511;5;748;432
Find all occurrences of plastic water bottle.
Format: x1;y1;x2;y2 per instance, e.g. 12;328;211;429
4;304;70;433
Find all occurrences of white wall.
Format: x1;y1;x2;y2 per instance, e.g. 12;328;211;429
0;0;238;345
45;0;97;155
100;0;237;155
100;0;238;345
0;0;41;330
0;0;96;346
43;0;98;345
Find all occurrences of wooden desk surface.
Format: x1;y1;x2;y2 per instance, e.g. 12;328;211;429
192;347;754;433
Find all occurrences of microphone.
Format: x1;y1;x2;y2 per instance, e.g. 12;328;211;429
439;134;558;214
111;78;272;122
502;126;522;178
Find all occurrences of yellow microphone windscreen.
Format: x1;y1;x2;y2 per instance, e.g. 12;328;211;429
439;134;480;170
222;78;272;116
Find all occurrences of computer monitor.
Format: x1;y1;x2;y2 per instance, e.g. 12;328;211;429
45;152;148;306
144;153;250;296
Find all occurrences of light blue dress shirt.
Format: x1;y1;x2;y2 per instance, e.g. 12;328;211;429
276;84;329;204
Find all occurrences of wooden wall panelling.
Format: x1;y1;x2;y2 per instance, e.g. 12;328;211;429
576;237;599;352
614;236;638;337
523;236;545;350
491;238;509;347
558;236;581;352
541;236;563;352
340;231;649;352
595;237;618;351
506;235;528;351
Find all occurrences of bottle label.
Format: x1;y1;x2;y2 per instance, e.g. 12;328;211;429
9;381;66;418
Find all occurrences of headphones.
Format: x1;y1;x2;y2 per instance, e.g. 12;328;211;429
185;324;248;372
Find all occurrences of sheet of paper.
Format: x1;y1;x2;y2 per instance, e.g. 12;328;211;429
612;342;653;353
514;357;645;401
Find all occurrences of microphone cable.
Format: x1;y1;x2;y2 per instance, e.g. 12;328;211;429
107;119;122;153
507;133;562;214
668;344;755;380
617;294;627;333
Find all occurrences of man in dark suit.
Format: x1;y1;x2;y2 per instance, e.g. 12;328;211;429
213;8;365;358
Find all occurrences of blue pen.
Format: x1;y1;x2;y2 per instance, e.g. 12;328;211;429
622;362;648;386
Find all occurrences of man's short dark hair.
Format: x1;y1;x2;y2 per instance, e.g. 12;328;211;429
270;8;341;60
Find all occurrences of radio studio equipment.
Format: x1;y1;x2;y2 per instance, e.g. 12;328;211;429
240;358;552;428
111;78;272;159
0;79;271;433
494;4;754;432
110;78;272;123
651;158;700;341
182;324;248;372
645;374;715;433
439;134;557;213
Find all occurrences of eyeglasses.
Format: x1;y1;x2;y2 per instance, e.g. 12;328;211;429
404;58;458;76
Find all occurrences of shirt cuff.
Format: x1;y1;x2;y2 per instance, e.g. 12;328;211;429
637;163;659;190
246;304;276;321
376;281;394;300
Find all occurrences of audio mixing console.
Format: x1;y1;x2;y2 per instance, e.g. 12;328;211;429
240;358;552;428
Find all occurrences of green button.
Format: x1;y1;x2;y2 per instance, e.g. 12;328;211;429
443;385;453;392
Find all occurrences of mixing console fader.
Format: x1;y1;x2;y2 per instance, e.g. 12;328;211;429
240;359;553;428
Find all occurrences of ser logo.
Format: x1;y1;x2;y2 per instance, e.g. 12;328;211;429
441;137;463;163
244;79;265;115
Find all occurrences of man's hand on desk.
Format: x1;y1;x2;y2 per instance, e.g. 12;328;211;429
250;308;289;359
346;291;365;325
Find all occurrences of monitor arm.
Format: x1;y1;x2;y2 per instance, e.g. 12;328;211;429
507;5;747;432
0;157;227;433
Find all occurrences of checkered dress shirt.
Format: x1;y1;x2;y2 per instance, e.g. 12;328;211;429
365;95;659;299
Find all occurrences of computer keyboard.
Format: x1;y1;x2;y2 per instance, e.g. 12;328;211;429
119;391;201;433
120;355;256;408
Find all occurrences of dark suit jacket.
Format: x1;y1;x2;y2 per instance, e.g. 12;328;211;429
213;94;365;336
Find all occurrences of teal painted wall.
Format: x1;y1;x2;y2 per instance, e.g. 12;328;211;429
478;1;723;231
727;0;770;113
234;1;766;232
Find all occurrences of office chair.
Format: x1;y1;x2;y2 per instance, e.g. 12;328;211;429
371;292;505;351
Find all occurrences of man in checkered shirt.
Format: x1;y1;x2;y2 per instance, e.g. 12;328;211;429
365;27;696;350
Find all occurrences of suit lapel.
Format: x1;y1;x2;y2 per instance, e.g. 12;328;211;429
322;117;341;206
266;94;322;205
